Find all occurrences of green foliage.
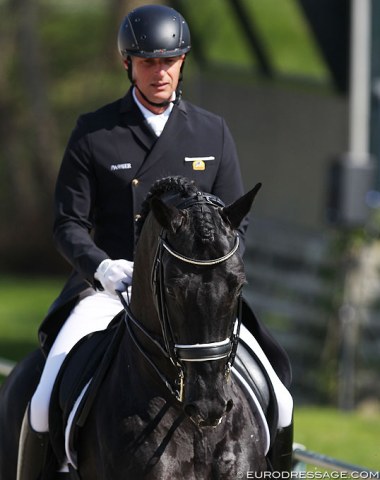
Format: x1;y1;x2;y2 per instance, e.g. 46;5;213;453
38;5;127;144
40;6;108;77
253;0;328;78
177;0;328;78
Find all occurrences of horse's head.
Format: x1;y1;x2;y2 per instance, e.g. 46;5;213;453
131;177;261;428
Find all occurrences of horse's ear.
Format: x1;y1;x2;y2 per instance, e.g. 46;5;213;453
222;183;262;229
150;197;185;233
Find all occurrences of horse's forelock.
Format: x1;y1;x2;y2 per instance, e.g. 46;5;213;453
135;176;232;248
135;176;198;243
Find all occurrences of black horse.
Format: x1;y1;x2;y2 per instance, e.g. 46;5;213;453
0;176;267;479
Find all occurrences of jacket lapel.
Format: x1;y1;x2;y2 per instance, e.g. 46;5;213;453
120;90;157;150
135;101;188;178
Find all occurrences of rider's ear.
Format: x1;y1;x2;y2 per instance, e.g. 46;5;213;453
150;197;186;233
221;183;262;230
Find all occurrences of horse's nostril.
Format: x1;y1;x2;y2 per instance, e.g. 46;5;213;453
226;399;234;412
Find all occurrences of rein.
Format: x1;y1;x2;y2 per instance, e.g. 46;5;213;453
117;291;183;400
119;192;242;402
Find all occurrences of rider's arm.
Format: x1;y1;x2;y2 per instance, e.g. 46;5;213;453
53;115;109;285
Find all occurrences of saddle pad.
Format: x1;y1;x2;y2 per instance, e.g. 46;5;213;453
49;313;125;465
65;380;92;469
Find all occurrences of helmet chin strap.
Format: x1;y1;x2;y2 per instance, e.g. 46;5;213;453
126;56;183;109
134;84;173;108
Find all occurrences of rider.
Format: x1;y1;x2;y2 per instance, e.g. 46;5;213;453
16;5;293;479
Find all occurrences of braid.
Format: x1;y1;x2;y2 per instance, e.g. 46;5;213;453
192;204;216;244
135;176;198;240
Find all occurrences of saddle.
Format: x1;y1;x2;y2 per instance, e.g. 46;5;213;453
48;309;278;472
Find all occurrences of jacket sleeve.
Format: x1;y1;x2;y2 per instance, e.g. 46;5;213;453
53;116;108;284
212;118;250;254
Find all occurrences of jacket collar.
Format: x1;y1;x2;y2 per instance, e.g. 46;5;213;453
119;89;156;148
120;87;187;119
119;88;188;150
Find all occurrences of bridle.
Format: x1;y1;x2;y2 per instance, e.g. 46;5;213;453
118;192;243;402
161;235;240;266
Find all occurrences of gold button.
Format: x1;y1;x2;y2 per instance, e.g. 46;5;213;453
134;214;141;222
132;179;139;186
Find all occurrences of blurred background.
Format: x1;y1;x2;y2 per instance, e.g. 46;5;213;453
1;0;380;468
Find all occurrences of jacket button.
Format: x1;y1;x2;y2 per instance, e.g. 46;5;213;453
134;214;141;222
132;179;139;186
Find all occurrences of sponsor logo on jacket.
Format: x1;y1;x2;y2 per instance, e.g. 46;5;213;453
111;163;132;171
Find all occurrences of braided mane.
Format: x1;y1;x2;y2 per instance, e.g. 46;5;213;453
136;176;220;244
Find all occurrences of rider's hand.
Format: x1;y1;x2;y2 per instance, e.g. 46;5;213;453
94;259;134;296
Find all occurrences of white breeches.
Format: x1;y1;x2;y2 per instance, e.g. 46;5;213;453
30;291;124;432
30;292;293;434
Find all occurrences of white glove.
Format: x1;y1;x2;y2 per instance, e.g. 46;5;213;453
94;259;134;296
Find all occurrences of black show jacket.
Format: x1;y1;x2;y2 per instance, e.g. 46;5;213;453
40;89;248;350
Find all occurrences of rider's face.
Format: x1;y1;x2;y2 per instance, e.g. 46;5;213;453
125;55;185;113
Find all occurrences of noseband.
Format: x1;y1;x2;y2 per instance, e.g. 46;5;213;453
119;192;242;402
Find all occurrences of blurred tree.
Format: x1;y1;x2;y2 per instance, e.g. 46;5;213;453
14;0;59;191
0;0;62;273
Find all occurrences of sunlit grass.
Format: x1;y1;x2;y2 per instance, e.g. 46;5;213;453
295;406;380;471
0;276;63;360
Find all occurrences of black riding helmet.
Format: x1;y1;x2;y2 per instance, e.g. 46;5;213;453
118;4;191;107
118;4;191;59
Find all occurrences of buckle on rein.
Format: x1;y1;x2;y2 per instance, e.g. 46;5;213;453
176;369;185;402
